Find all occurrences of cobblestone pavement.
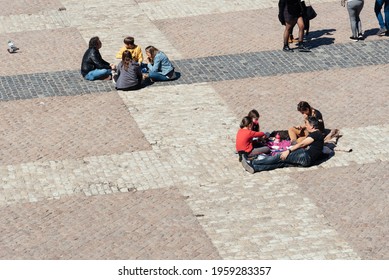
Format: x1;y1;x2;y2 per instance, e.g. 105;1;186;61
0;0;388;259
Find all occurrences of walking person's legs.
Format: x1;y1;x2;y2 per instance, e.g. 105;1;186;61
355;0;364;36
296;16;310;51
283;20;297;52
375;0;387;35
347;3;358;38
384;0;389;30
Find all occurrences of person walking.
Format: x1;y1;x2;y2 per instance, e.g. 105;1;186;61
342;0;365;41
374;0;389;35
278;0;311;52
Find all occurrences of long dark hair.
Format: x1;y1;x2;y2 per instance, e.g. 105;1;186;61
297;101;312;114
122;50;133;62
240;116;252;129
89;36;101;49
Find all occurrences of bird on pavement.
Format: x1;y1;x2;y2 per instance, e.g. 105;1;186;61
7;40;19;53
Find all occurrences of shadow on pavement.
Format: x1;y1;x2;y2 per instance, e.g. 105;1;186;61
363;28;389;38
305;28;336;49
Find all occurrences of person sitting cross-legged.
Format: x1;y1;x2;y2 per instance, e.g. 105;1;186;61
242;116;324;174
81;36;116;81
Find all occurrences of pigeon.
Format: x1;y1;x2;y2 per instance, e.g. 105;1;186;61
7;40;19;53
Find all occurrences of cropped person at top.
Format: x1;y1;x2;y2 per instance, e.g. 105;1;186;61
114;50;142;91
81;36;116;81
145;46;176;82
288;101;325;144
236;116;270;162
115;36;143;63
278;0;311;52
374;0;389;36
341;0;365;41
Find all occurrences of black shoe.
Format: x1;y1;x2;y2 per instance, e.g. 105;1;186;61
358;33;364;40
297;43;311;52
282;45;294;52
349;36;359;42
241;159;255;174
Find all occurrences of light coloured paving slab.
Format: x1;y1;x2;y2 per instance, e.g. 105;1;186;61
0;0;62;17
181;177;360;259
0;10;71;34
60;0;183;60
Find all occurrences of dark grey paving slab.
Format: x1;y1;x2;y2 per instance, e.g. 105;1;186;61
0;39;388;101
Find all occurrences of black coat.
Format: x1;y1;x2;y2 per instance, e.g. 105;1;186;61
278;0;303;25
80;48;111;77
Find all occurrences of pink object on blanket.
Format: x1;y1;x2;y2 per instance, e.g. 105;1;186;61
267;140;291;156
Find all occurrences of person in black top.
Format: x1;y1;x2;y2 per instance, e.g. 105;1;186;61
288;101;325;144
242;116;324;173
278;0;310;52
81;36;116;81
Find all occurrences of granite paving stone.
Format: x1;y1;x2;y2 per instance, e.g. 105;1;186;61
0;0;388;261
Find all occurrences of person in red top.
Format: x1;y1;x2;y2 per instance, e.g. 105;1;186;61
236;116;270;161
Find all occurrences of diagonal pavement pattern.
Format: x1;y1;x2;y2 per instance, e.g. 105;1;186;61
0;0;388;259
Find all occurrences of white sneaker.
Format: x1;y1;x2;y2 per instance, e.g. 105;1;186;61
112;72;117;84
256;154;268;161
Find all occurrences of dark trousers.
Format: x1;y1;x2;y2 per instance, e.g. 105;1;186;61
251;149;312;172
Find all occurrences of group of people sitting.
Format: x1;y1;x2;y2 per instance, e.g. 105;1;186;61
80;36;176;90
236;101;328;174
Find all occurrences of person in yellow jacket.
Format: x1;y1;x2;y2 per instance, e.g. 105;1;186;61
115;36;143;63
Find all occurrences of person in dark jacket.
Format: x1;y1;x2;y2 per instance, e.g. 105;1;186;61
81;36;116;81
278;0;310;52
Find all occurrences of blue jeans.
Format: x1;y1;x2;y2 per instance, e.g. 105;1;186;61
251;149;312;172
148;71;170;81
84;69;112;81
375;0;389;29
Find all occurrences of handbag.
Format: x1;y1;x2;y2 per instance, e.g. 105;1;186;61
306;5;317;20
303;0;317;20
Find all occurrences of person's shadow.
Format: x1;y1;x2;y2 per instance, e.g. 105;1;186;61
363;28;386;38
306;28;336;49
